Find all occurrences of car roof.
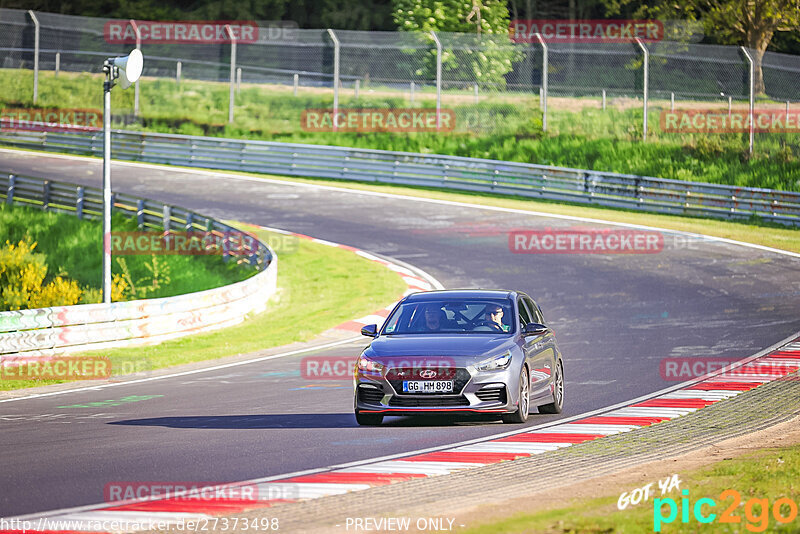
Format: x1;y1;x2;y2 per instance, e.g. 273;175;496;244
404;289;516;301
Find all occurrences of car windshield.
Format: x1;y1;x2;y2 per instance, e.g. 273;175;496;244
382;299;514;335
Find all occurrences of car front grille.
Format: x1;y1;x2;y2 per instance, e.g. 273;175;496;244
476;385;507;403
388;395;470;407
357;386;385;405
386;367;471;395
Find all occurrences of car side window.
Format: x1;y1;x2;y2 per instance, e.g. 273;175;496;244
524;297;544;324
517;298;532;327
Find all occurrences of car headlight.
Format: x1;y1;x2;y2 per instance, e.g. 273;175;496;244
357;354;385;375
475;350;513;371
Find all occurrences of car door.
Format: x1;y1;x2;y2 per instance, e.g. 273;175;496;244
519;296;556;402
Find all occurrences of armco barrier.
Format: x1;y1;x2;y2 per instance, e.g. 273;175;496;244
2;128;799;226
0;173;277;361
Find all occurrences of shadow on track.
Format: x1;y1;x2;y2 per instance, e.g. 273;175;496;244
109;413;507;429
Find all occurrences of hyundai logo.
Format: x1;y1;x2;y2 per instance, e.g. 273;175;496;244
419;369;437;379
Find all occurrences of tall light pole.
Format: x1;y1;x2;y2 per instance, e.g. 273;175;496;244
102;49;143;303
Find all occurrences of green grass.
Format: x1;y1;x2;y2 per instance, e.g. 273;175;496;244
0;225;407;391
2;69;799;191
460;445;800;533
0;203;250;299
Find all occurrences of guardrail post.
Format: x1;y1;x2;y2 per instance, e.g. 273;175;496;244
163;205;171;232
28;11;40;104
225;24;237;124
741;46;755;156
42;180;50;211
55;52;60;77
430;31;442;129
76;186;85;219
636;38;648;141
136;199;145;228
128;20;141;117
185;212;194;231
7;175;15;205
534;33;547;132
327;29;340;130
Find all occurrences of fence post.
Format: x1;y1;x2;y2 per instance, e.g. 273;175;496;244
635;38;648;141
28;11;39;104
474;83;479;103
670;92;674;111
236;67;242;94
55;52;60;77
176;61;181;85
430;31;442;129
355;79;359;99
728;96;732;119
327;29;340;130
225;24;237;123
128;20;141;117
42;180;50;211
602;89;606;110
137;199;145;228
76;186;84;219
741;46;755;156
7;175;15;205
534;33;547;132
410;81;415;104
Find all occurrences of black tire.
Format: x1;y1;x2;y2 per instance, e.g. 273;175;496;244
502;366;530;424
355;411;383;426
538;360;564;414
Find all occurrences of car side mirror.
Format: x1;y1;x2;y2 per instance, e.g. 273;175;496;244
523;322;549;336
361;324;378;337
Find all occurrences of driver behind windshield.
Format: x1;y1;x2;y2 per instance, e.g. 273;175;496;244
484;304;509;332
417;304;457;332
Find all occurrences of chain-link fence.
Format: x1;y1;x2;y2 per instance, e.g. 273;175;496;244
1;8;799;162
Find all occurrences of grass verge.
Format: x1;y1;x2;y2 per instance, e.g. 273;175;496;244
0;225;407;391
0;203;251;300
460;444;800;533
2;69;799;190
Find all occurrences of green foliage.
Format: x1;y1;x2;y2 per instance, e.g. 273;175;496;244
0;204;252;311
392;0;518;87
0;239;82;310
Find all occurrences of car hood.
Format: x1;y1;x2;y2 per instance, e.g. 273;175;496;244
367;334;515;361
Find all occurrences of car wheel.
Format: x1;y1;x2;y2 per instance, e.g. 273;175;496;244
538;360;564;414
502;366;530;424
355;411;383;426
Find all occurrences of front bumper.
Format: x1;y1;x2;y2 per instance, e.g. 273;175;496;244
354;365;518;415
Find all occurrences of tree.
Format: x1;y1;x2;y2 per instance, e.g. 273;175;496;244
392;0;518;88
608;0;800;94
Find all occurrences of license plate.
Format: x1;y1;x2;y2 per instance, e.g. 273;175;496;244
402;380;454;393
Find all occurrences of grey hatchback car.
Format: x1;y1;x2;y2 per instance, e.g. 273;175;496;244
354;289;564;425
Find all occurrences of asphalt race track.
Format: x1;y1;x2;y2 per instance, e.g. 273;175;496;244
1;150;800;517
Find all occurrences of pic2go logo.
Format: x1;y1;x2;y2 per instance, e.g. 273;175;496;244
654;489;798;532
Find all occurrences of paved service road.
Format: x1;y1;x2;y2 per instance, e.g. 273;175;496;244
1;150;799;516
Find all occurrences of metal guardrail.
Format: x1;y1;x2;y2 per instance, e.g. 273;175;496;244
2;128;799;226
0;172;277;360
